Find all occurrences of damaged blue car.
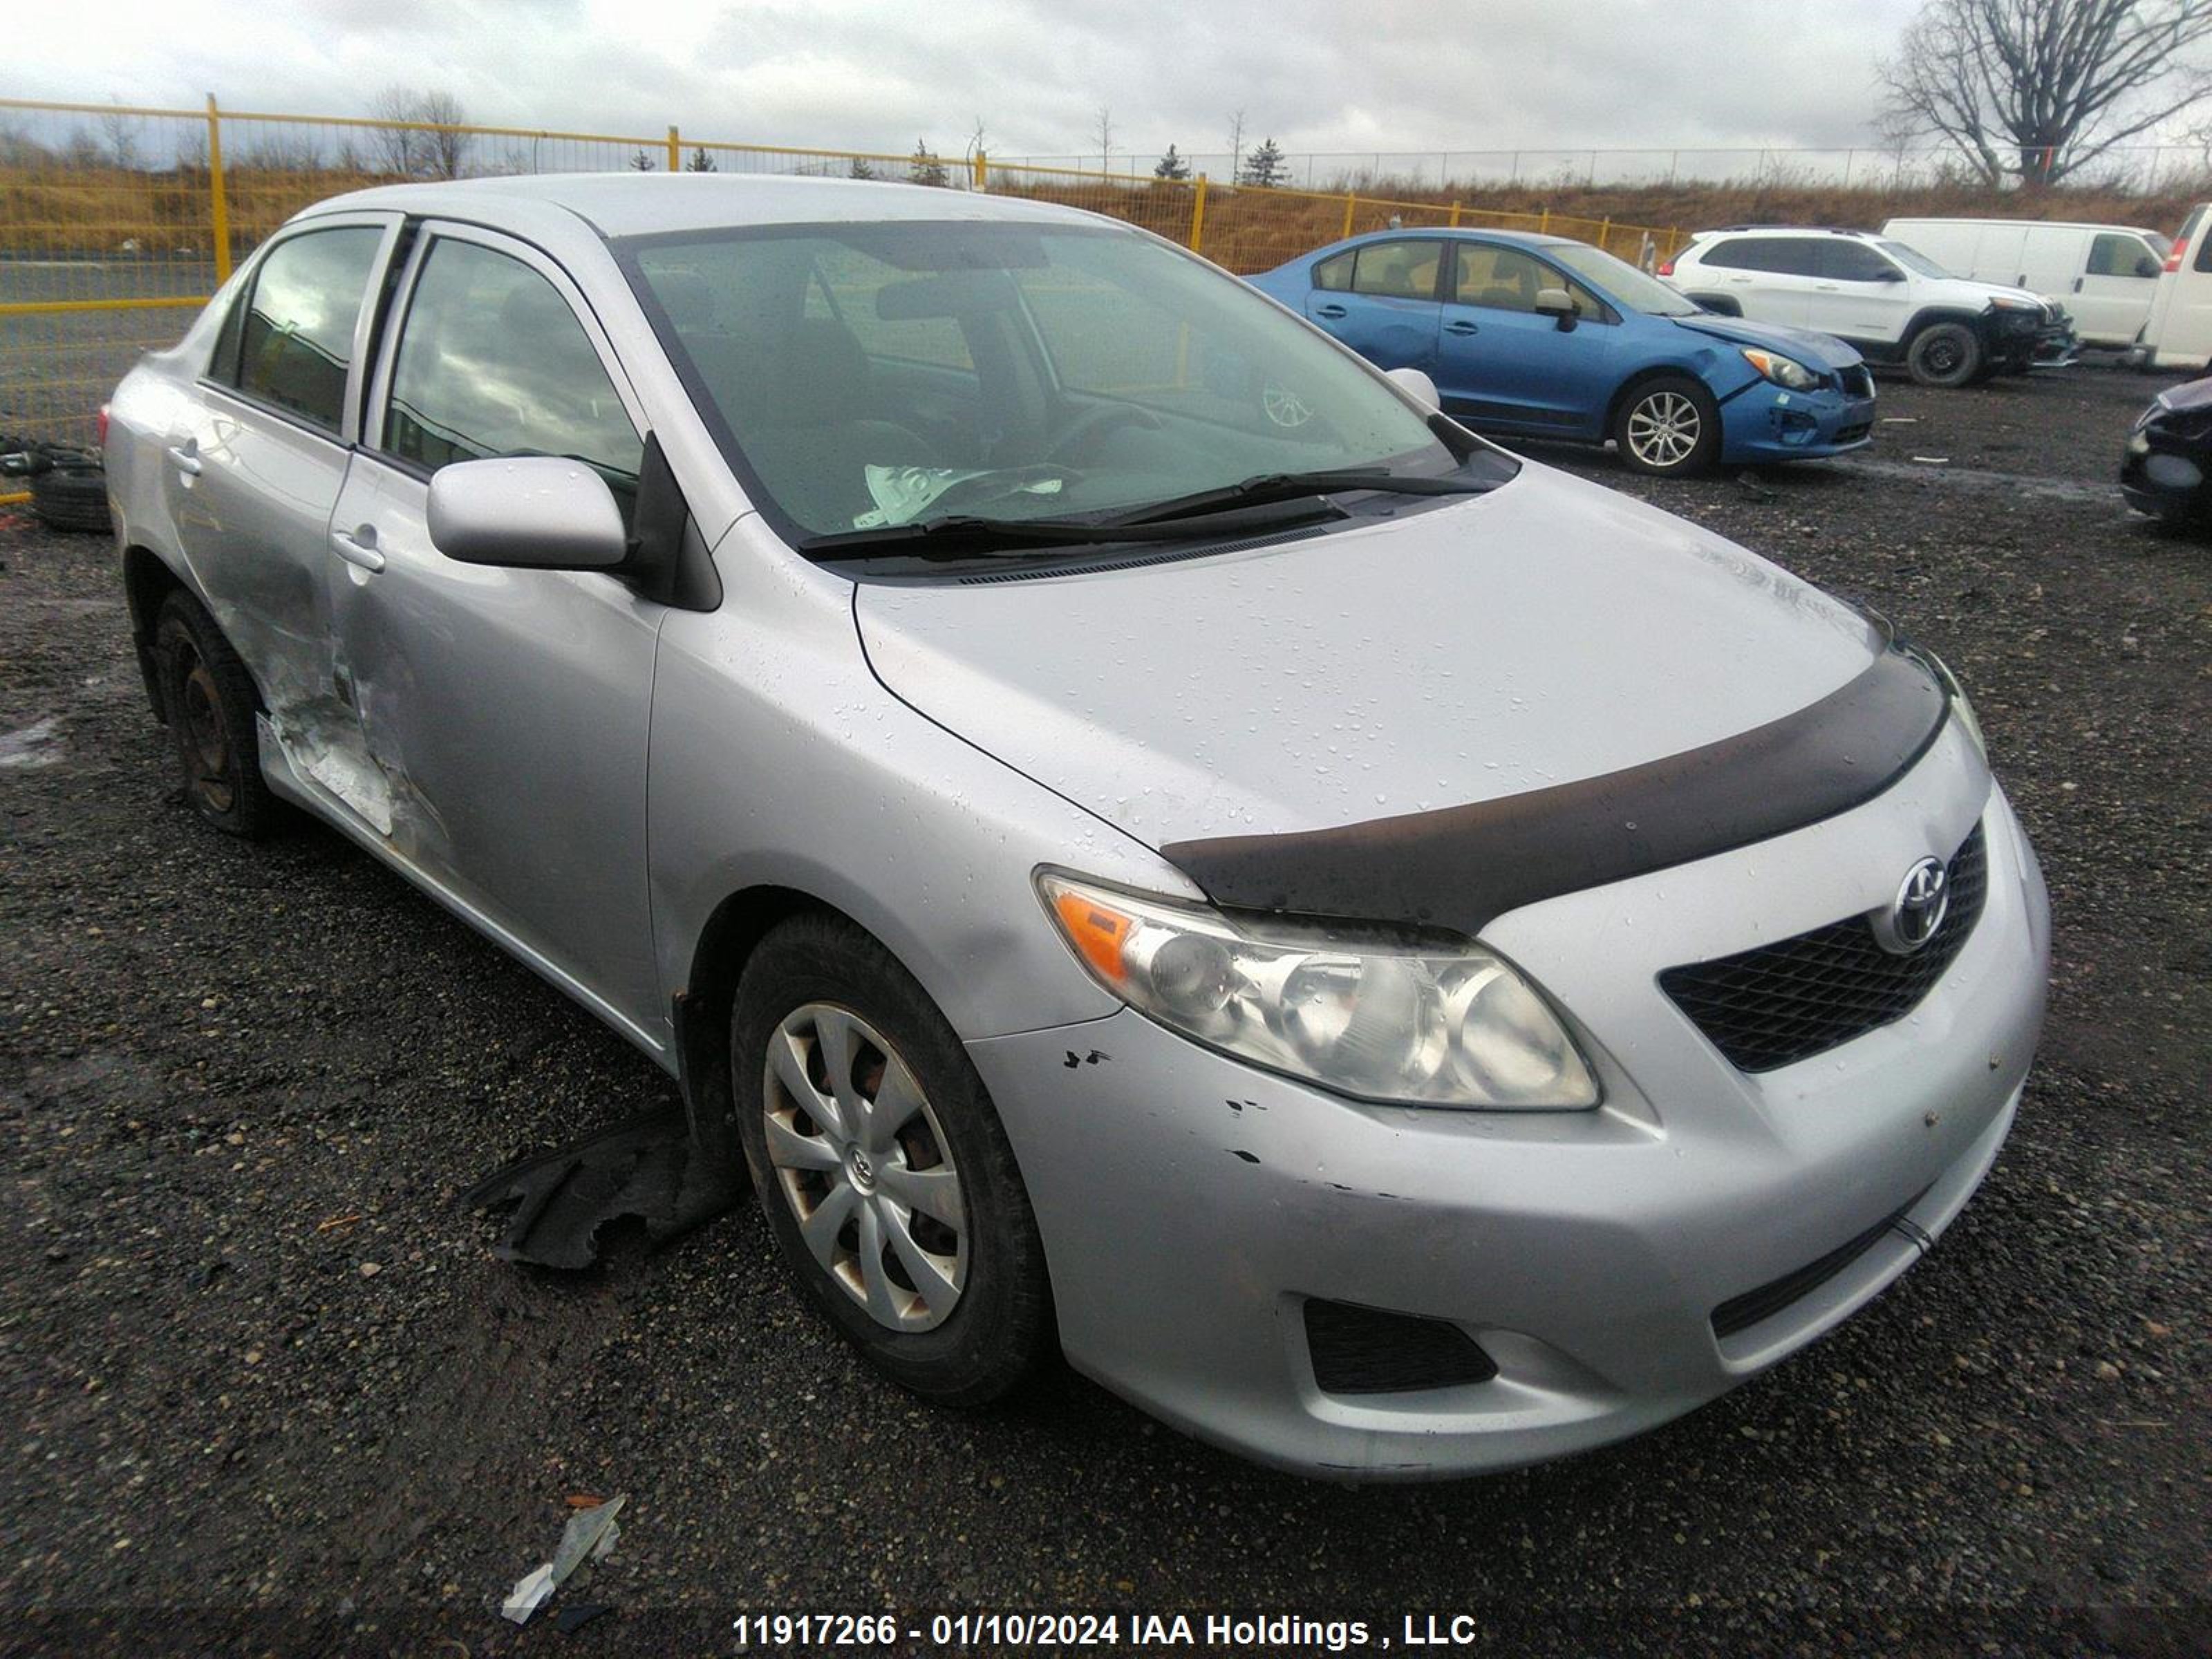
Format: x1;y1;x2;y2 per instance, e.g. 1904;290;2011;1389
1248;228;1877;476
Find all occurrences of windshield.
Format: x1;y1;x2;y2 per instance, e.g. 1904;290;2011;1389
1878;240;1951;279
1546;242;1700;316
617;221;1472;540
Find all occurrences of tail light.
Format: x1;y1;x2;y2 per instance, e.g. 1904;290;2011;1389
96;404;111;448
1657;256;1676;277
2166;245;2184;273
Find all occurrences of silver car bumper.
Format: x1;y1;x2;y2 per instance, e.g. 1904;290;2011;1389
968;770;2050;1481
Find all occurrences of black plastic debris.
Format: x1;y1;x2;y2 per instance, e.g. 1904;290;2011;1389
462;1104;743;1271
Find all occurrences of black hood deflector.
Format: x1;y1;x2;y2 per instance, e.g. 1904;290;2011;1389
1159;648;1948;937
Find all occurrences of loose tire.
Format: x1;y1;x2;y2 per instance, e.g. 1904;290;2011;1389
30;467;113;534
1613;376;1721;477
1906;321;1983;388
154;590;280;838
731;912;1051;1405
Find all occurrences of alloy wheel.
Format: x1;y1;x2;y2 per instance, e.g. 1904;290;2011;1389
1626;391;1702;470
762;1003;968;1332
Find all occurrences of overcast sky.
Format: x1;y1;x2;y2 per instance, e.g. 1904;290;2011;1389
15;0;1930;163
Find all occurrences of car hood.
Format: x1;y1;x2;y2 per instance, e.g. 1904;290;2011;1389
854;462;1896;863
1667;312;1864;370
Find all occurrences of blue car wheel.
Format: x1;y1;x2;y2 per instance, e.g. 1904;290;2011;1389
1612;375;1722;477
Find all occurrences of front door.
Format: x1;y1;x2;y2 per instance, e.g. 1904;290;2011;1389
162;216;398;811
1303;238;1444;374
1434;243;1615;434
1808;239;1915;347
2072;232;2162;348
327;223;668;1047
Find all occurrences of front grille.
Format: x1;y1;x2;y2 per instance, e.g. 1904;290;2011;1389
1835;422;1873;444
1659;823;1988;1072
1303;1298;1497;1395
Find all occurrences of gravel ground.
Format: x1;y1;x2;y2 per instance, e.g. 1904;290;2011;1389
1;366;2206;1658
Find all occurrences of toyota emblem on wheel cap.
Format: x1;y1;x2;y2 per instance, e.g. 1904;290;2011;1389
1871;856;1950;955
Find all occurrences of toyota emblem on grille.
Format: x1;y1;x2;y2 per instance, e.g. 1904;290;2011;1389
1872;856;1950;955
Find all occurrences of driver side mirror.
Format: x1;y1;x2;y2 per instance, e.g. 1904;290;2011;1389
1535;288;1577;330
427;456;628;570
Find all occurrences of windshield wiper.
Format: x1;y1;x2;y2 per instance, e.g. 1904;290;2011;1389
1103;467;1497;526
798;494;1349;561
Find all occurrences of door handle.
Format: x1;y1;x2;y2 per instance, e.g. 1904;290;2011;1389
2073;276;2085;292
1313;303;1348;319
1444;319;1480;336
331;527;386;574
165;444;201;477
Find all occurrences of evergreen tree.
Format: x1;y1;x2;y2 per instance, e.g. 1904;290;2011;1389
1239;137;1288;188
908;140;950;187
1152;144;1191;180
684;147;717;172
850;158;879;180
628;149;655;171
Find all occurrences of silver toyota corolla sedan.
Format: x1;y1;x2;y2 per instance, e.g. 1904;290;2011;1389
104;175;2048;1480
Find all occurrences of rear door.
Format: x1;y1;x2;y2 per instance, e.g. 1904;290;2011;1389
1714;237;1818;328
1433;241;1615;433
163;214;399;789
1302;238;1444;373
326;223;668;1047
2072;232;2162;347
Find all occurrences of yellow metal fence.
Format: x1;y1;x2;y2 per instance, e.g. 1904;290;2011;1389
0;95;1686;457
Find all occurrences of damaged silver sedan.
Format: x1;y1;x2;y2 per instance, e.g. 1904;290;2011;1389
105;175;2047;1479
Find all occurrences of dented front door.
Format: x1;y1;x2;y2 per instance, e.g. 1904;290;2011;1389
321;224;667;1048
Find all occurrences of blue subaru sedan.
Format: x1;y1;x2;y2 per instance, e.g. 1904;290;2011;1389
1248;229;1877;476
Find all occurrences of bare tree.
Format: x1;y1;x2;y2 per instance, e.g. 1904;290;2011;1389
1091;106;1114;174
368;86;471;179
369;86;427;177
630;148;656;171
1880;0;2212;185
684;146;718;171
1226;108;1247;185
415;90;471;180
98;101;142;171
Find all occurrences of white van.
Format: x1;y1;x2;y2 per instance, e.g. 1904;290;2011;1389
2141;203;2212;373
1880;218;2167;349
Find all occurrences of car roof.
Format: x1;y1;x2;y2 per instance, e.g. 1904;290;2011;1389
1692;225;1875;239
290;172;1109;239
1335;227;1582;251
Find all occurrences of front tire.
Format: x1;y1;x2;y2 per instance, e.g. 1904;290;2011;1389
1613;376;1721;476
731;912;1052;1405
154;590;280;838
1906;321;1983;388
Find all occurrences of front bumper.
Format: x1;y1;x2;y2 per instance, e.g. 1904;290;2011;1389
1719;379;1877;462
2122;423;2212;521
971;744;2048;1480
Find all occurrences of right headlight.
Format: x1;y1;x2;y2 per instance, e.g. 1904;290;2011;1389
1037;870;1600;1110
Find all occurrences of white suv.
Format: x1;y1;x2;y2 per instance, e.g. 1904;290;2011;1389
1662;227;2076;387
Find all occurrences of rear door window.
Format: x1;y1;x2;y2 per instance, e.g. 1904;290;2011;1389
219;226;385;433
383;237;643;506
1349;240;1445;301
1699;238;1776;272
